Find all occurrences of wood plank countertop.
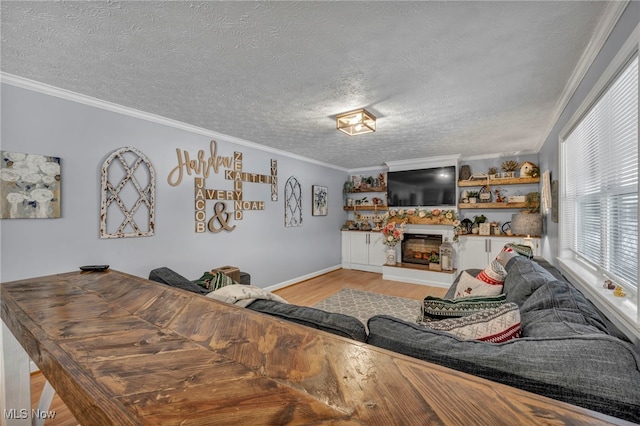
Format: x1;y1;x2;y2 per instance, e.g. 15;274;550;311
0;270;631;425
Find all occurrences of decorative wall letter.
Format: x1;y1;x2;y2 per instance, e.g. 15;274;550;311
100;147;155;238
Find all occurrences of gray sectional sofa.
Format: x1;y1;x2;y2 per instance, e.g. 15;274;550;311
367;256;640;422
149;259;640;422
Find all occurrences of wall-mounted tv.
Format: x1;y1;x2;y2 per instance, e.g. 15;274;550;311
387;166;456;207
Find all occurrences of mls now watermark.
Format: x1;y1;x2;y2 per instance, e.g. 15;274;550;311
3;408;56;420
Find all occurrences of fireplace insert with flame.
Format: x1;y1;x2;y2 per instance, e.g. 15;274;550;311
401;233;443;265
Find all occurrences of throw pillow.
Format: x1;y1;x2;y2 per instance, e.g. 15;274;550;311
454;271;504;298
476;260;507;285
207;284;288;307
418;294;507;323
419;303;521;343
193;271;215;289
194;271;238;290
495;243;534;269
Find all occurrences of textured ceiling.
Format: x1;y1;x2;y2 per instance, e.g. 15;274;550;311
1;1;611;169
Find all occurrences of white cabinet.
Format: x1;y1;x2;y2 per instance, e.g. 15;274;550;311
342;231;387;273
459;236;540;270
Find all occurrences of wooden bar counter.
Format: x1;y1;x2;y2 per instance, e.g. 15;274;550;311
0;270;631;425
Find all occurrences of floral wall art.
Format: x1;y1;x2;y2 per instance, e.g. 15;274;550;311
0;151;61;219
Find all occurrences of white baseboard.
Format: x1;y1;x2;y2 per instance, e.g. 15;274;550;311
265;265;342;292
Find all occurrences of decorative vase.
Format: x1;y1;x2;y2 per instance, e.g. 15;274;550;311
385;248;397;265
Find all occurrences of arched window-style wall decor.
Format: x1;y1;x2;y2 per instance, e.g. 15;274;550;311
284;176;302;227
100;147;155;238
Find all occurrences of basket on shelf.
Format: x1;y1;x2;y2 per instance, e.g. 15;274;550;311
510;213;542;236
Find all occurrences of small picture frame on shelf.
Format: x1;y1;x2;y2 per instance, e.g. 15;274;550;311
479;223;491;236
479;185;492;203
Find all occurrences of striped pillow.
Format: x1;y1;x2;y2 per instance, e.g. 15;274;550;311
419;294;507;323
194;271;238;290
419;303;521;343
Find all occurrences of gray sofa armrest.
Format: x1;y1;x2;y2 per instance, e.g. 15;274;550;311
149;267;209;294
366;314;640;422
247;299;367;342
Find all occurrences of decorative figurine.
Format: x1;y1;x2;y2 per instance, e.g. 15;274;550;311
613;285;626;297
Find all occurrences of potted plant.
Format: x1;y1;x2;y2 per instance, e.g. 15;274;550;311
472;214;487;234
428;253;441;271
525;192;540;213
488;167;498;179
467;191;479;203
473;214;487;225
501;160;519;178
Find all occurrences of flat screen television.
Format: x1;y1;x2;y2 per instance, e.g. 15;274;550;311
387;166;456;207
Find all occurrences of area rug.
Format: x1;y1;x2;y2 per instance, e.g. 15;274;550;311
312;288;420;325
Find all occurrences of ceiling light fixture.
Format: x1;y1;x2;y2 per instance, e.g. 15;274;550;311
336;108;376;136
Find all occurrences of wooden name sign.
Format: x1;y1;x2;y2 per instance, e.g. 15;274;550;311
168;140;277;233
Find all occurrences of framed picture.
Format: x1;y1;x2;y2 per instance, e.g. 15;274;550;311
1;151;61;219
312;185;328;216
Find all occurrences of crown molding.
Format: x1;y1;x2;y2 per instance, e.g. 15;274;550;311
535;0;630;152
0;73;349;172
347;165;389;174
385;154;460;172
459;150;539;162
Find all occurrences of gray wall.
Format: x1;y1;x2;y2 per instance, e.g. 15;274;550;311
537;1;639;265
0;83;348;286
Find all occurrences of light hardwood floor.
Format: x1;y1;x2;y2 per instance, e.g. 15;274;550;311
29;268;447;425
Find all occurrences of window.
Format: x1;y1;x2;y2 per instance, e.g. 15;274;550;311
560;48;639;333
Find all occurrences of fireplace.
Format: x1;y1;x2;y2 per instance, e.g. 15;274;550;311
401;233;442;265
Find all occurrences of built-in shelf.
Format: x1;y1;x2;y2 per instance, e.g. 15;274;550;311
460;233;541;238
346;186;387;193
458;202;528;209
343;206;389;211
458;177;539;187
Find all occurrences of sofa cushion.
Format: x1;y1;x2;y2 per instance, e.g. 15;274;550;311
419;294;507;322
246;299;367;342
148;267;209;295
419;303;521;343
366;314;640;422
520;280;609;337
502;257;557;306
454;271;503;298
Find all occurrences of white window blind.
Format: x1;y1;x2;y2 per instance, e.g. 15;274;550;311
562;54;638;292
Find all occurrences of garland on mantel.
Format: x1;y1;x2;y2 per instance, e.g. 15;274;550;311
383;208;458;225
383;208;461;241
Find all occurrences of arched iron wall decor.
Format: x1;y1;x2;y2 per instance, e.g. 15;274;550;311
284;176;302;227
100;147;155;238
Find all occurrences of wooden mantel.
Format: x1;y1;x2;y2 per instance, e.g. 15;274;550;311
1;270;628;425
